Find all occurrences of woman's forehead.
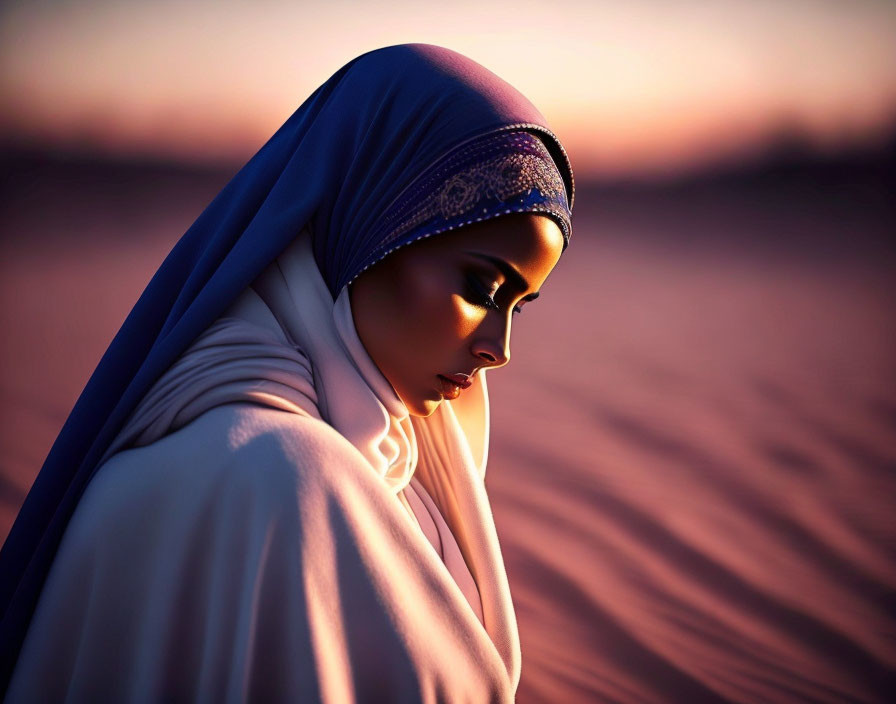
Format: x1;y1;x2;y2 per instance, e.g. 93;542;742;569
389;214;564;289
426;214;563;257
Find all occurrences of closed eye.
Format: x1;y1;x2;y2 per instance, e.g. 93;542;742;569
465;273;526;314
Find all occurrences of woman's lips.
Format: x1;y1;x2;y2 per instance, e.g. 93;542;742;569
443;372;473;388
437;374;472;399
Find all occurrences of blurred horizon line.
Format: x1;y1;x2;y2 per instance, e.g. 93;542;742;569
4;0;895;185
2;120;894;190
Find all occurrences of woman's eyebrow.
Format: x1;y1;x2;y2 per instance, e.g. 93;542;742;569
464;251;536;297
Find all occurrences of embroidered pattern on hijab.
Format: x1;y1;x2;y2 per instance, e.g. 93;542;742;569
342;130;571;293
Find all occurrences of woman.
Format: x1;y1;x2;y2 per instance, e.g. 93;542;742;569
0;44;573;702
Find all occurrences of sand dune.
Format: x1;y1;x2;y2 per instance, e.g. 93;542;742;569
487;228;895;702
1;161;893;702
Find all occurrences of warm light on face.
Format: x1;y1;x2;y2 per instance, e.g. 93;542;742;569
349;214;565;417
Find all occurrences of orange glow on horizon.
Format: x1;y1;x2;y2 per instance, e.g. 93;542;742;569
1;0;895;177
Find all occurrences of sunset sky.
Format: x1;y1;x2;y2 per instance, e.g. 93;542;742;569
1;0;895;177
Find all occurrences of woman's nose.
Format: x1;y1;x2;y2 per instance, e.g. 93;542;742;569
472;314;511;368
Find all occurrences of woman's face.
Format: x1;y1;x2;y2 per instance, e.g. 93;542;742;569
349;213;565;417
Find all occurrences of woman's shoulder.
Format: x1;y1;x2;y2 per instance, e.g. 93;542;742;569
92;404;373;510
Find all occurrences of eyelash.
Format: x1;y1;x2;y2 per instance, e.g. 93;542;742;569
466;274;523;315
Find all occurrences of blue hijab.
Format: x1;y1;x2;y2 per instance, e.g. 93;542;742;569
0;43;573;685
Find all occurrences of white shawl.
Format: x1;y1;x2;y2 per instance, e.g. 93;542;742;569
6;231;520;703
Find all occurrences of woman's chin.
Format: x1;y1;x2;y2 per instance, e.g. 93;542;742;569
405;395;442;418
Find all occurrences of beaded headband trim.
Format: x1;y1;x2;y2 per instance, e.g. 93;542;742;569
345;130;572;289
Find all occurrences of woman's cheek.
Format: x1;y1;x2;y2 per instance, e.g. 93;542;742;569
391;269;437;332
453;296;487;338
